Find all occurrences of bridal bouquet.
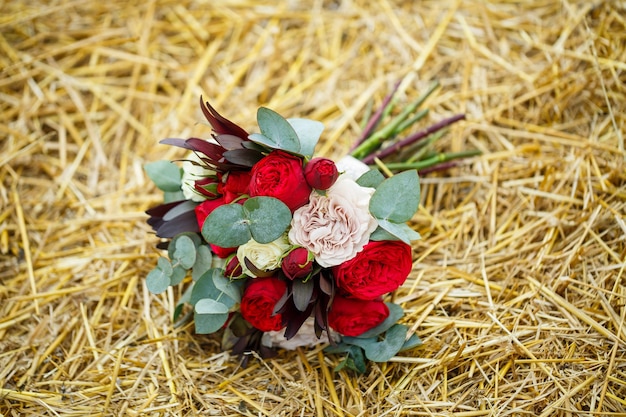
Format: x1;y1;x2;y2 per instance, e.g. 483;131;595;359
145;82;476;372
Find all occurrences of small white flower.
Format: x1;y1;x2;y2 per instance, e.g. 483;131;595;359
181;153;214;202
289;175;378;267
237;235;291;277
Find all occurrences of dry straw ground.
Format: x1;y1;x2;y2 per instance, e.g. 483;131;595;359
1;0;625;416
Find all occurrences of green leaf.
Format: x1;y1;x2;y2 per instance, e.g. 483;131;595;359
400;332;423;352
376;219;422;245
202;203;251;248
355;302;404;339
169;265;187;286
174;283;194;322
334;346;366;374
213;273;243;303
356;169;385;188
192;245;213;281
144;161;182;192
157;257;173;275
346;324;408;362
146;266;170;294
244;197;292;244
190;269;236;309
168;232;202;260
194;299;230;334
250;107;301;153
287;118;324;158
164;190;185;203
195;298;229;314
172;234;197;269
369;170;420;223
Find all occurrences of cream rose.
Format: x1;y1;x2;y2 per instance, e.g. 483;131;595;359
288;175;378;267
237;235;291;277
181;152;214;202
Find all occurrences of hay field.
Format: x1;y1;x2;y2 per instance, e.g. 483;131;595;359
1;0;625;415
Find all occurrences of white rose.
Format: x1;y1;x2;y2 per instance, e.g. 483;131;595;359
181;152;214;202
237;235;291;277
335;155;371;180
261;317;340;350
288;175;378;267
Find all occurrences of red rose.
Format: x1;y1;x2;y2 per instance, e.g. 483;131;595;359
281;247;314;280
194;198;237;258
219;170;252;203
240;276;287;332
328;296;389;336
249;150;311;211
332;240;412;300
304;157;338;190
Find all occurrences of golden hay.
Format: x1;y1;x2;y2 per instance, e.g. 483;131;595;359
1;0;625;415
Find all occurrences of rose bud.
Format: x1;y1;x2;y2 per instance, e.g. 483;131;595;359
281;247;314;280
224;255;244;279
304;157;339;190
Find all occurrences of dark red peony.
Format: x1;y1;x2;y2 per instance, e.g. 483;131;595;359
304;157;339;190
332;240;412;300
219;170;252;203
249;150;311;211
240;276;287;332
328;295;389;336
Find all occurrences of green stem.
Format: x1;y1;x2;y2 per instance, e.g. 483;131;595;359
377;149;482;171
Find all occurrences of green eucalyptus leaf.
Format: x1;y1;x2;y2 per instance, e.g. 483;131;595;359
213;273;243;303
164;190;185;203
356;169;385;188
192;245;213;281
400;332;423;352
172;235;197;269
202;203;251;248
174;282;194;322
287;118;324;158
144;160;182;192
146;266;170;294
194;299;230;334
244;197;292;244
355;302;404;339
376;219;422;245
190;269;236;309
346;324;408;362
157;256;173;276
334;346;366;374
251;107;301;153
370;170;420;223
168;232;202;260
169;265;187;286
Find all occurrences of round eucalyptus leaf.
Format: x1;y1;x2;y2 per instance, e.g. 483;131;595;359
172;234;197;269
202;203;251;248
244;197;292;244
146;267;170;294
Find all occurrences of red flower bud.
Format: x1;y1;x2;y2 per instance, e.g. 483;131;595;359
194;176;220;198
281;247;314;280
224;255;244;278
304;158;339;190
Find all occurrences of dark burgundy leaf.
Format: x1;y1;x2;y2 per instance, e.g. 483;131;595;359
156;211;200;238
215;134;246;150
186;138;225;160
200;97;249;140
223;149;264;167
159;138;194;149
146;200;186;217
